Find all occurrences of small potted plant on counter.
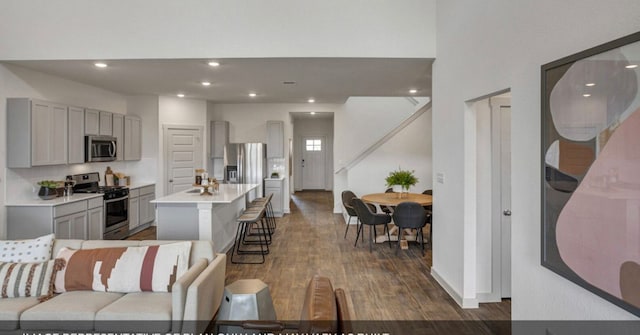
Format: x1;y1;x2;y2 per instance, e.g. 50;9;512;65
37;180;60;200
385;168;418;197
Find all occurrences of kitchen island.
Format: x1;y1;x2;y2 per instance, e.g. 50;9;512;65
151;183;259;253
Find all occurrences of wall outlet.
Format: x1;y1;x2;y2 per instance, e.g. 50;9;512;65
436;172;445;184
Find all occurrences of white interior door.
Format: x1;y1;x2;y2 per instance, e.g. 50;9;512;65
499;105;512;298
301;136;325;190
165;126;203;194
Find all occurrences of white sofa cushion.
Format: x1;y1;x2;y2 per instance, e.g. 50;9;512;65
0;297;40;330
20;291;124;330
0;234;54;263
95;292;172;332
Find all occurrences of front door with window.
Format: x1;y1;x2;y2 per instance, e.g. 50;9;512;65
302;137;325;190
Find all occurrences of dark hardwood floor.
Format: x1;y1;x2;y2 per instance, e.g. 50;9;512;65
133;190;510;321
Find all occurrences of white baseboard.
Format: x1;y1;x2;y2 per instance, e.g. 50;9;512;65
476;292;501;303
431;267;479;309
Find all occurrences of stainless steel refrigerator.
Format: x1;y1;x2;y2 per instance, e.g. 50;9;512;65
224;143;267;196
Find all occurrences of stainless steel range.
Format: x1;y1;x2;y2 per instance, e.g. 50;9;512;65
72;172;129;240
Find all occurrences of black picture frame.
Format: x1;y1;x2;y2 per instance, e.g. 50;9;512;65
541;31;640;317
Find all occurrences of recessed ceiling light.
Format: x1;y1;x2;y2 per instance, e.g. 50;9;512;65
585;83;596;87
177;93;185;98
249;93;257;97
583;93;591;97
409;89;418;94
94;62;108;68
308;99;315;103
201;81;211;86
310;112;316;115
208;61;220;67
626;64;638;69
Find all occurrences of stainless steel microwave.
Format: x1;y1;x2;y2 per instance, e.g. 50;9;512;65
85;135;117;162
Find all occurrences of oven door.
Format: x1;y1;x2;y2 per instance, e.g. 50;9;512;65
104;195;129;239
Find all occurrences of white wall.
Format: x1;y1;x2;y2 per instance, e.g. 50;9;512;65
333;97;425;212
293;117;334;191
347;109;432;198
0;0;436;60
433;0;640;319
158;96;207;197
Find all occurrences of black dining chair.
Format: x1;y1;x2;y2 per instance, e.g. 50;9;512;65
392;201;428;255
352;198;392;252
342;190;377;239
422;189;433;244
379;188;395;214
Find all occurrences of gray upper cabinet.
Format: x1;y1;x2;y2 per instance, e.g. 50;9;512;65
99;111;113;136
85;109;100;135
112;113;124;161
210;121;229;158
266;120;284;158
7;98;68;168
68;106;85;164
124;115;142;160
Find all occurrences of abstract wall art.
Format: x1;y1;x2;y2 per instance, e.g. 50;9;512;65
542;31;640;316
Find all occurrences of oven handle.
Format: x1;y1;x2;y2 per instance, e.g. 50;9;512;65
104;195;129;204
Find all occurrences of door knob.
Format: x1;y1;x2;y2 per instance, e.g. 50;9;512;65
503;209;512;216
169;179;174;183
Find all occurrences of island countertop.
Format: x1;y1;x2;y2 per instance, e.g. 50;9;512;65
151;183;259;204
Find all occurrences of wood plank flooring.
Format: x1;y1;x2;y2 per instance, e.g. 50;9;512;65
131;191;510;322
225;191;511;321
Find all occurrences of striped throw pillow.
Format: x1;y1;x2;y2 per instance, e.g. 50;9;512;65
0;259;65;300
55;242;191;293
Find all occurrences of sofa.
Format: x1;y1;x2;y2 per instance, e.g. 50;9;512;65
0;239;226;333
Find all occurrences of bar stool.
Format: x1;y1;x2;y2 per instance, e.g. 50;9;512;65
231;207;268;264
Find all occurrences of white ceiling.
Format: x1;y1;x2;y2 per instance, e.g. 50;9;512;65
3;58;433;104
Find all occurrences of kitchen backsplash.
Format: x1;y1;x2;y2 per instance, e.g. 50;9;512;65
5;158;157;202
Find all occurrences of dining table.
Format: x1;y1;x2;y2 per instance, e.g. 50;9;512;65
361;192;432;243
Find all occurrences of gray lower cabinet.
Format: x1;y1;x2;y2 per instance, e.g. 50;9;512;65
87;200;104;240
264;178;284;217
129;196;140;231
7;198;102;240
54;212;87;240
128;184;155;234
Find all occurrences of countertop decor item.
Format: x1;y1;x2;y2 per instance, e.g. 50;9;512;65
37;180;59;200
385;168;418;197
270;172;279;178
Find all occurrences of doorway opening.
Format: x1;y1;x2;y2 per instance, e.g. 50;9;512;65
291;113;334;192
468;90;512;303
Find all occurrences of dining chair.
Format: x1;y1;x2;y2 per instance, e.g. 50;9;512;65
352;198;392;252
379;188;395;214
422;189;433;244
392;201;428;255
342;190;377;239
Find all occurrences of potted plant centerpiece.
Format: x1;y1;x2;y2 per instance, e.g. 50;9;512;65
385;168;418;197
37;180;59;200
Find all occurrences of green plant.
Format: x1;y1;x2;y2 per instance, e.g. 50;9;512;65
385;168;418;191
37;180;59;189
